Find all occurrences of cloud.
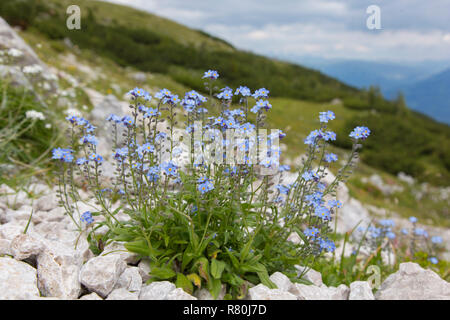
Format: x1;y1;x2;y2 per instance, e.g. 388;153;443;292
105;0;450;63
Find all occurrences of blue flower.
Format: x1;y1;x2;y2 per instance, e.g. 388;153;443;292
89;153;103;164
138;104;148;113
131;162;142;170
317;182;326;191
217;87;233;100
319;111;335;123
324;153;338;163
314;206;331;220
79;134;98;146
379;219;395;228
349;126;371;140
304;227;319;238
304;129;322;145
401;228;408;235
156;132;167;142
327;199;342;208
85;124;96;133
250;99;271;113
143;92;152;102
279;165;290;172
276;184;290;195
106;114;121;123
81;211;94;225
138;143;155;155
52;148;73;163
197;176;208;184
128;87;147;97
114;147;128;160
429;257;439;265
198;179;214;194
305;192;323;208
386;231;396;239
122;116;134;127
431;236;442;244
229;108;245;118
169;94;180;105
302;170;319;182
260;156;278;168
76;157;88;166
409;216;418;223
65;115;79;124
318;238;336;252
253;88;269;99
162;161;178;177
202;70;219;80
76;117;89;127
182;99;196;112
155;88;172;100
146;165;160;182
235;86;251;97
143;108;157;118
323;131;336;141
224;166;238;176
414;228;428;237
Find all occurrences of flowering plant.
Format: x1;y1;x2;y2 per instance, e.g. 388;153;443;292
53;70;370;298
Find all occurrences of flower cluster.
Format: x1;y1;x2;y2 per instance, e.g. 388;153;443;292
349;126;371;140
354;216;444;266
53;69;371;298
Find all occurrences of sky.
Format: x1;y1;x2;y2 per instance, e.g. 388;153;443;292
105;0;450;65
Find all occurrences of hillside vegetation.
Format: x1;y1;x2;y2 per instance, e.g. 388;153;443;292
0;0;449;187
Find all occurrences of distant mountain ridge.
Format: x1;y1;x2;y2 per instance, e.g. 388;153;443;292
403;68;450;124
303;58;450;124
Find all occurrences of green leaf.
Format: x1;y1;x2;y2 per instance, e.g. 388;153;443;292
176;273;194;294
181;246;196;270
195;257;210;282
124;240;150;256
150;266;176;280
210;259;226;279
208;277;222;299
226;249;240;269
255;264;277;289
187;273;202;288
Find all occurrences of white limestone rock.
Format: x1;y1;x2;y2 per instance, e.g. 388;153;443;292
115;266;142;293
269;272;293;292
194;286;226;300
79;292;103;300
36;239;82;299
10;234;44;261
32;207;66;224
0;257;40;299
79;254;127;298
102;241;139;264
0;239;12;256
106;288;139;300
248;284;297;300
349;281;375;300
290;283;349;300
295;265;323;286
375;262;450;300
0;221;32;240
139;281;176;300
138;259;151;282
33;193;59;212
166;288;198;300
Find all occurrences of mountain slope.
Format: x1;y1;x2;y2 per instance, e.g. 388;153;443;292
403;68;450;124
0;0;360;103
1;0;449;186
